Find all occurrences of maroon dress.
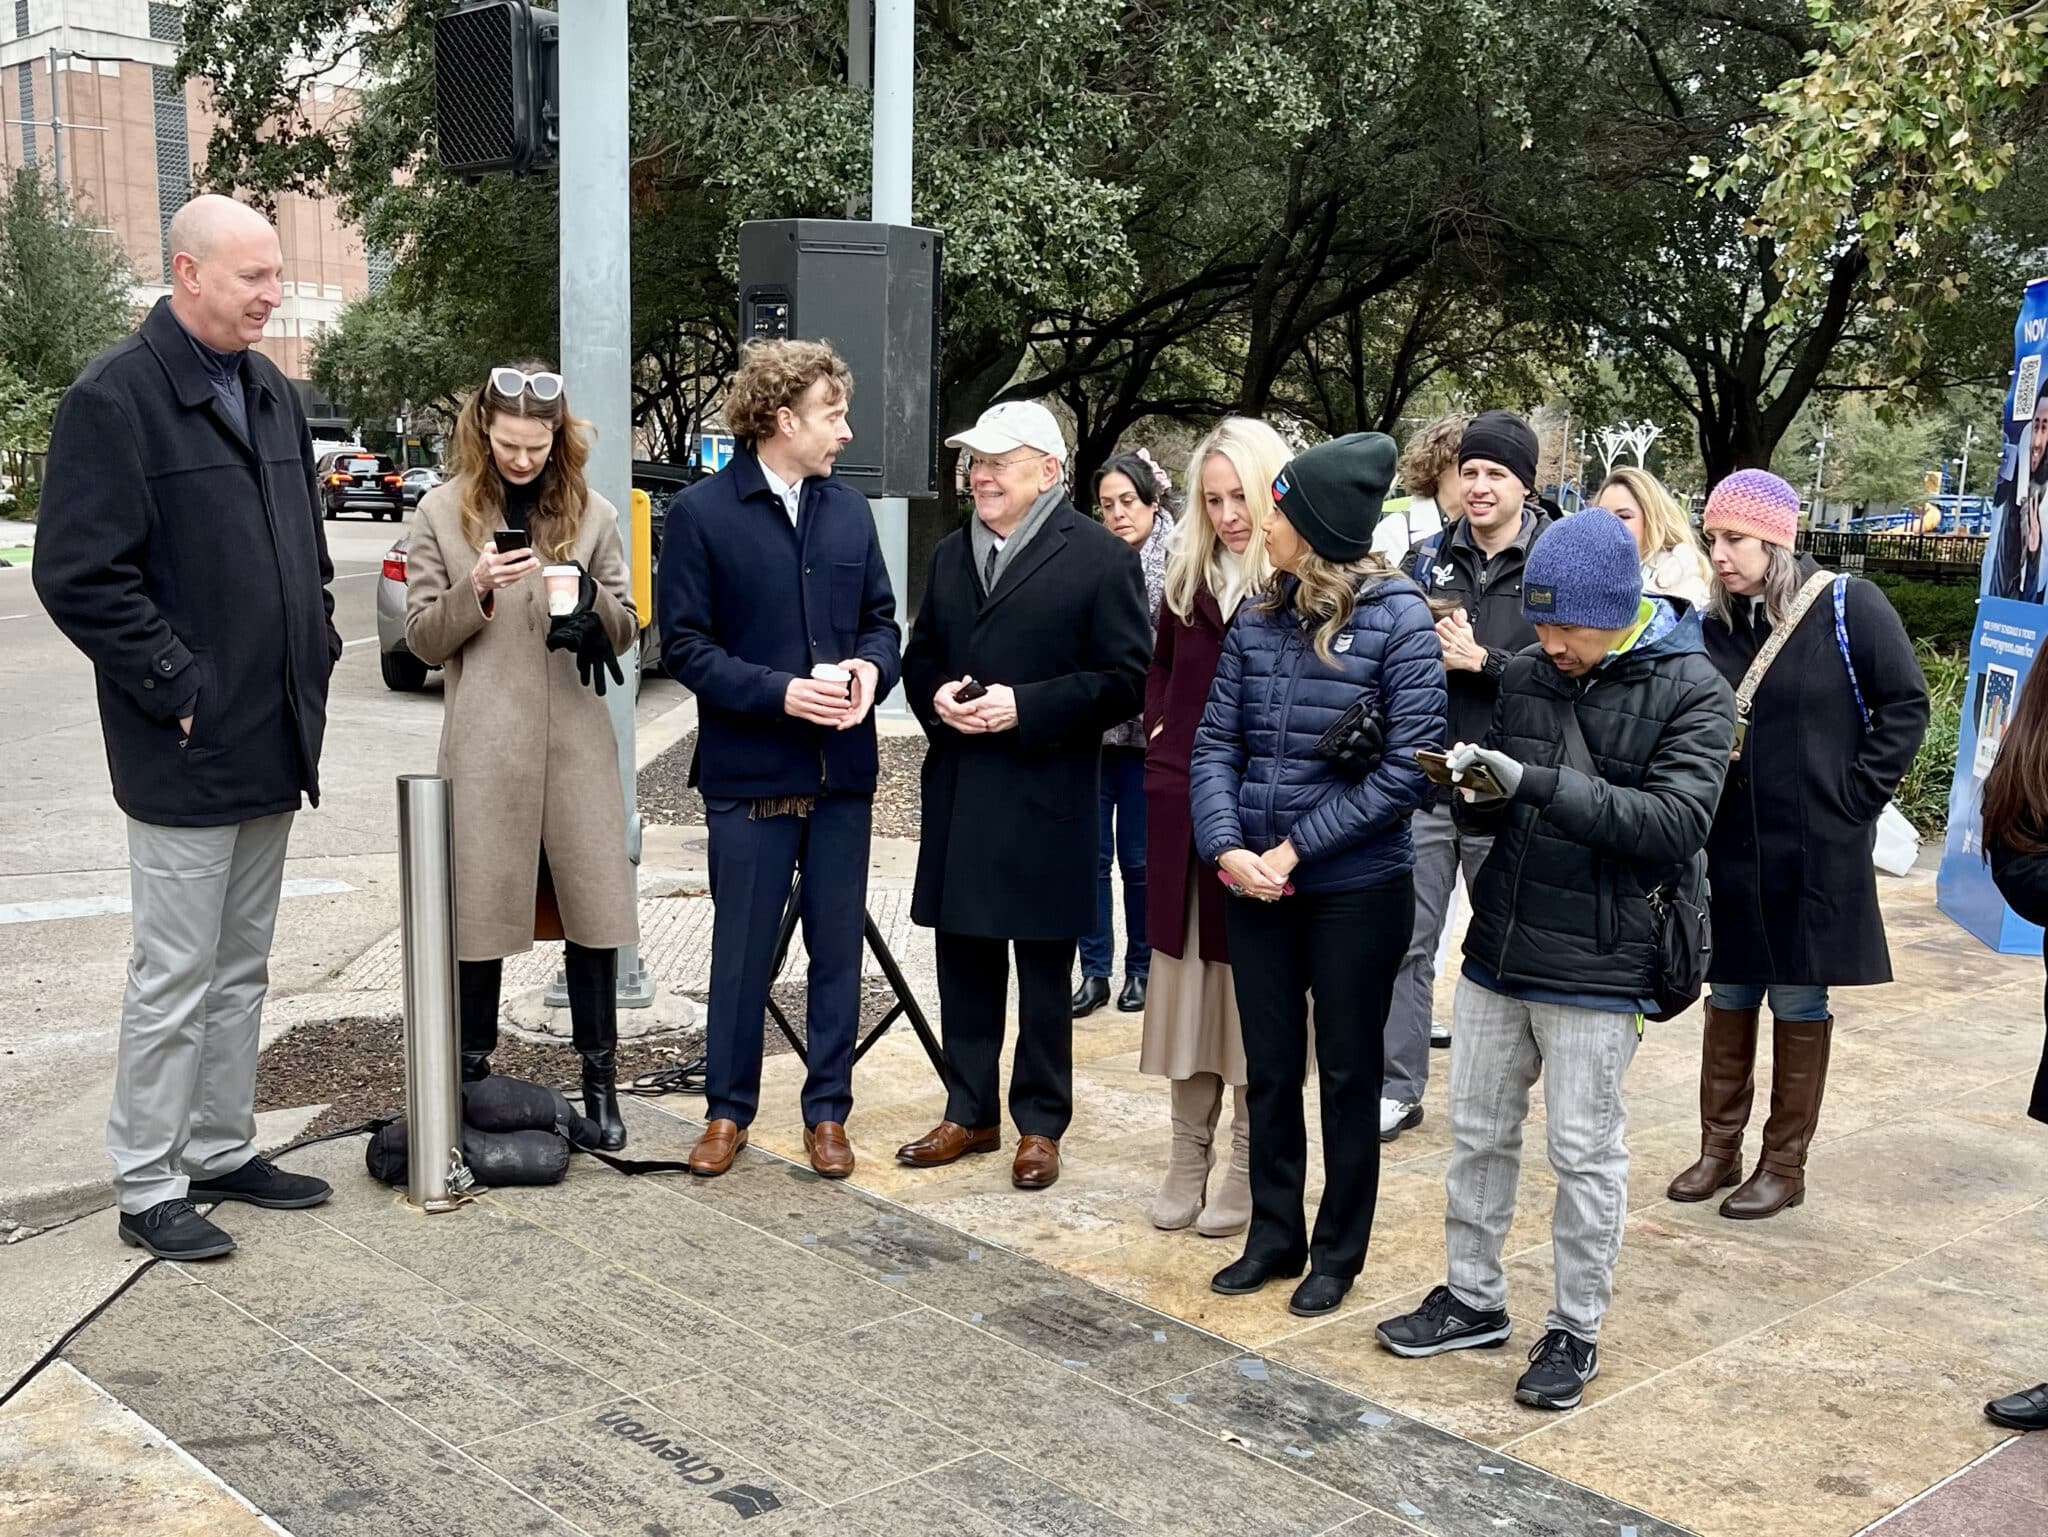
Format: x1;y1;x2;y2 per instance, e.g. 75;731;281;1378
1143;588;1234;964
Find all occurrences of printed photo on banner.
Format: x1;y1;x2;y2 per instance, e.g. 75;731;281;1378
1988;297;2048;601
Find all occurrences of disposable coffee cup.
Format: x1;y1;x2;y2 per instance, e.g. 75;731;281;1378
543;564;581;616
811;662;853;699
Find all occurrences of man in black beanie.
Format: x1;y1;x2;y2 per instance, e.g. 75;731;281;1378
1382;410;1550;1141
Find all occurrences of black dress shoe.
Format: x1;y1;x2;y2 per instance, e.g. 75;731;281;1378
118;1199;235;1260
1986;1382;2048;1430
187;1155;331;1210
1289;1272;1352;1317
1117;974;1148;1012
1071;976;1111;1018
1210;1254;1306;1296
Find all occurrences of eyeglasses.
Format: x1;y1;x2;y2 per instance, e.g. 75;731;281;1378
490;367;564;402
966;450;1045;474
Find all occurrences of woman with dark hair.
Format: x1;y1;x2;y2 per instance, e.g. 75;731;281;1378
1073;449;1176;1018
1667;469;1927;1218
1991;382;2048;602
1979;664;2048;1431
1190;431;1445;1316
404;363;641;1149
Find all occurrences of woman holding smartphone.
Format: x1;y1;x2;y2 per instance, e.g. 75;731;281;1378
1189;431;1445;1316
404;363;640;1149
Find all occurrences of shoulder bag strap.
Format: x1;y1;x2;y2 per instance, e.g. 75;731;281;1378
1733;569;1836;724
1557;697;1598;776
1830;574;1872;731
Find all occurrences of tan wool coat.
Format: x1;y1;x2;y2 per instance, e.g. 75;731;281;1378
404;483;641;961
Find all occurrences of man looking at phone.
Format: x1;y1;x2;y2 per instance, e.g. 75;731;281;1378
1382;410;1552;1140
658;340;900;1178
1375;508;1732;1411
34;195;343;1260
897;401;1151;1190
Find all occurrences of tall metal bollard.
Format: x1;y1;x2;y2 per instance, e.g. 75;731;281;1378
397;775;469;1212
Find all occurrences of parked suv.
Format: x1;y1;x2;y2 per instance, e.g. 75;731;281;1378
317;451;405;521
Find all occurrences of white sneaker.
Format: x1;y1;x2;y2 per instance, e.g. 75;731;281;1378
1429;1020;1452;1049
1379;1098;1423;1142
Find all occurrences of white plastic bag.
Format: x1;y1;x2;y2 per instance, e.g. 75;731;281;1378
1873;801;1920;877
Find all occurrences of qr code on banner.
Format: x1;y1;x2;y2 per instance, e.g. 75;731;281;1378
2018;354;2041;421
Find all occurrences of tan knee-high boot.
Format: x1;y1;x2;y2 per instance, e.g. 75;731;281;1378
1151;1074;1222;1230
1721;1015;1834;1220
1667;1004;1759;1201
1196;1085;1252;1238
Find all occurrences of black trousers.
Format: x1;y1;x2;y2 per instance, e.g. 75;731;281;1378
1225;876;1414;1280
459;941;616;1056
934;931;1076;1139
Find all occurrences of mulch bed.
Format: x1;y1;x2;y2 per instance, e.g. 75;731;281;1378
259;976;906;1138
637;731;927;840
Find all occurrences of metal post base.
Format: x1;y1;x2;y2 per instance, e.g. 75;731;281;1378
543;943;657;1010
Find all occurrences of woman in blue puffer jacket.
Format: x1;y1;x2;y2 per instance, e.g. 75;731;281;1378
1189;431;1447;1318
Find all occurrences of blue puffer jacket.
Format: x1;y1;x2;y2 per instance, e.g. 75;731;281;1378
1189;573;1447;894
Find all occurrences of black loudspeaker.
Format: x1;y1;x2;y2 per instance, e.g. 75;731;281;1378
737;220;942;499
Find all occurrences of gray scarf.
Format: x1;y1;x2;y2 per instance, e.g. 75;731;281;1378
971;484;1065;594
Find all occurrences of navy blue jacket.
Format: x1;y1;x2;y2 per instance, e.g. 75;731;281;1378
1189;573;1446;894
657;446;900;798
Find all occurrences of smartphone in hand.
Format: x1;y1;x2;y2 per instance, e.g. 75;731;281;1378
494;528;532;554
955;676;989;704
1415;748;1507;799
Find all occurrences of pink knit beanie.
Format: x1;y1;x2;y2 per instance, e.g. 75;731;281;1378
1704;469;1801;549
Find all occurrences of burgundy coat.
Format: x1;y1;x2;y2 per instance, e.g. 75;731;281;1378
1144;588;1233;962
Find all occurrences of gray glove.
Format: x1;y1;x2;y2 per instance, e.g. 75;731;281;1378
1446;743;1524;801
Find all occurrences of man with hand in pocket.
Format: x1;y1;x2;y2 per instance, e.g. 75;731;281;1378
658;340;900;1180
34;196;343;1261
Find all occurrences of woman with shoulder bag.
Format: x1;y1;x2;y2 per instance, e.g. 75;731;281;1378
404;363;641;1150
1979;663;2048;1432
1189;432;1446;1317
1667;470;1928;1217
1141;418;1286;1237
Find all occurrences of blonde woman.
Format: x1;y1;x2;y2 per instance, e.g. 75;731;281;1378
1141;419;1283;1236
1597;466;1712;608
404;363;640;1149
1189;432;1446;1316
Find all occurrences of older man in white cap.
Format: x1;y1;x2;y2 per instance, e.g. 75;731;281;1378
898;400;1152;1189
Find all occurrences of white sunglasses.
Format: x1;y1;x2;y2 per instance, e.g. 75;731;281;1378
490;366;564;402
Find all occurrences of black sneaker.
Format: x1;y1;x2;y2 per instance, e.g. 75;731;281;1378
1375;1284;1513;1357
118;1199;236;1260
187;1155;332;1210
1515;1328;1599;1410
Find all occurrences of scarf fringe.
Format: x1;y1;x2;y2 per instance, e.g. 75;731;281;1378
749;796;815;821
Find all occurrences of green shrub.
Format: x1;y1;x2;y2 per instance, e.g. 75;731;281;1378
1896;641;1965;837
1866;573;1978;653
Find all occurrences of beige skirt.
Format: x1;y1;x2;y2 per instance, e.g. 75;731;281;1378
1139;872;1247;1084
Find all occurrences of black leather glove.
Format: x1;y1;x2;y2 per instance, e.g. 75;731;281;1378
544;566;625;696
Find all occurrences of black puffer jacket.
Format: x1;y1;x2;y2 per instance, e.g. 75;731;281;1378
1459;601;1736;1001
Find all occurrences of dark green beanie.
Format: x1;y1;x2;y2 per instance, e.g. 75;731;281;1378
1271;432;1397;562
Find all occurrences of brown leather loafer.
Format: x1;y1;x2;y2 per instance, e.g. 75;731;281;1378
804;1121;855;1179
688;1119;748;1177
895;1121;1000;1167
1012;1134;1060;1190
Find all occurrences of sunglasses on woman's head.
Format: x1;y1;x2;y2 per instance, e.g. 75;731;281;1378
490;367;564;402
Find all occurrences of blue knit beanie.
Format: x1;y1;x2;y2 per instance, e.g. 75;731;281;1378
1522;508;1643;629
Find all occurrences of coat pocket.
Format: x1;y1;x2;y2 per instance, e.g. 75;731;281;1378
830;560;865;634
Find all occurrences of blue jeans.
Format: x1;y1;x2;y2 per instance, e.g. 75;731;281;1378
1709;983;1830;1021
1079;746;1149;979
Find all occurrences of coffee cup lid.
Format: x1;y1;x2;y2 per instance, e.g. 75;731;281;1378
810;663;851;681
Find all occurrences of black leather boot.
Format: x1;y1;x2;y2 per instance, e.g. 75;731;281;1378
567;942;627;1151
458;958;502;1084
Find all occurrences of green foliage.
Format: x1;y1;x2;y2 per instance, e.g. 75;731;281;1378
1896;639;1966;836
1867;573;1979;653
0;168;135;397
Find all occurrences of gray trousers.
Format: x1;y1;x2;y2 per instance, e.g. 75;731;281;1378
109;813;294;1214
1383;804;1491;1102
1443;975;1639;1342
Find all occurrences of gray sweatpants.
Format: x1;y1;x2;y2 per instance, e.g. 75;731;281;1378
108;813;294;1214
1443;975;1639;1342
1383;804;1491;1103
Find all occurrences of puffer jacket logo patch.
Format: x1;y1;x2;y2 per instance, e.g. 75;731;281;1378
1334;632;1353;653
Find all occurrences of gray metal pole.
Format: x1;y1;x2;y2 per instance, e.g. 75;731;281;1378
46;49;62;210
845;0;870;218
397;775;468;1212
870;0;914;677
556;0;653;1006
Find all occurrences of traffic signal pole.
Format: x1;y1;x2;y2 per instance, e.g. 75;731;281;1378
870;0;914;687
555;1;653;1006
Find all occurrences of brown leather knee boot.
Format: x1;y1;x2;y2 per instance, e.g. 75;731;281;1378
1667;1003;1759;1201
1721;1015;1833;1220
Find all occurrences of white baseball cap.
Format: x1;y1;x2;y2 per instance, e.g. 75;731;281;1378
945;399;1067;462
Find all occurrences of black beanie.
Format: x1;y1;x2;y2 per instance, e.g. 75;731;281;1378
1271;432;1396;562
1458;410;1540;490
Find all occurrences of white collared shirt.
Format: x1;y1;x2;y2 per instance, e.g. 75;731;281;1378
761;461;804;526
